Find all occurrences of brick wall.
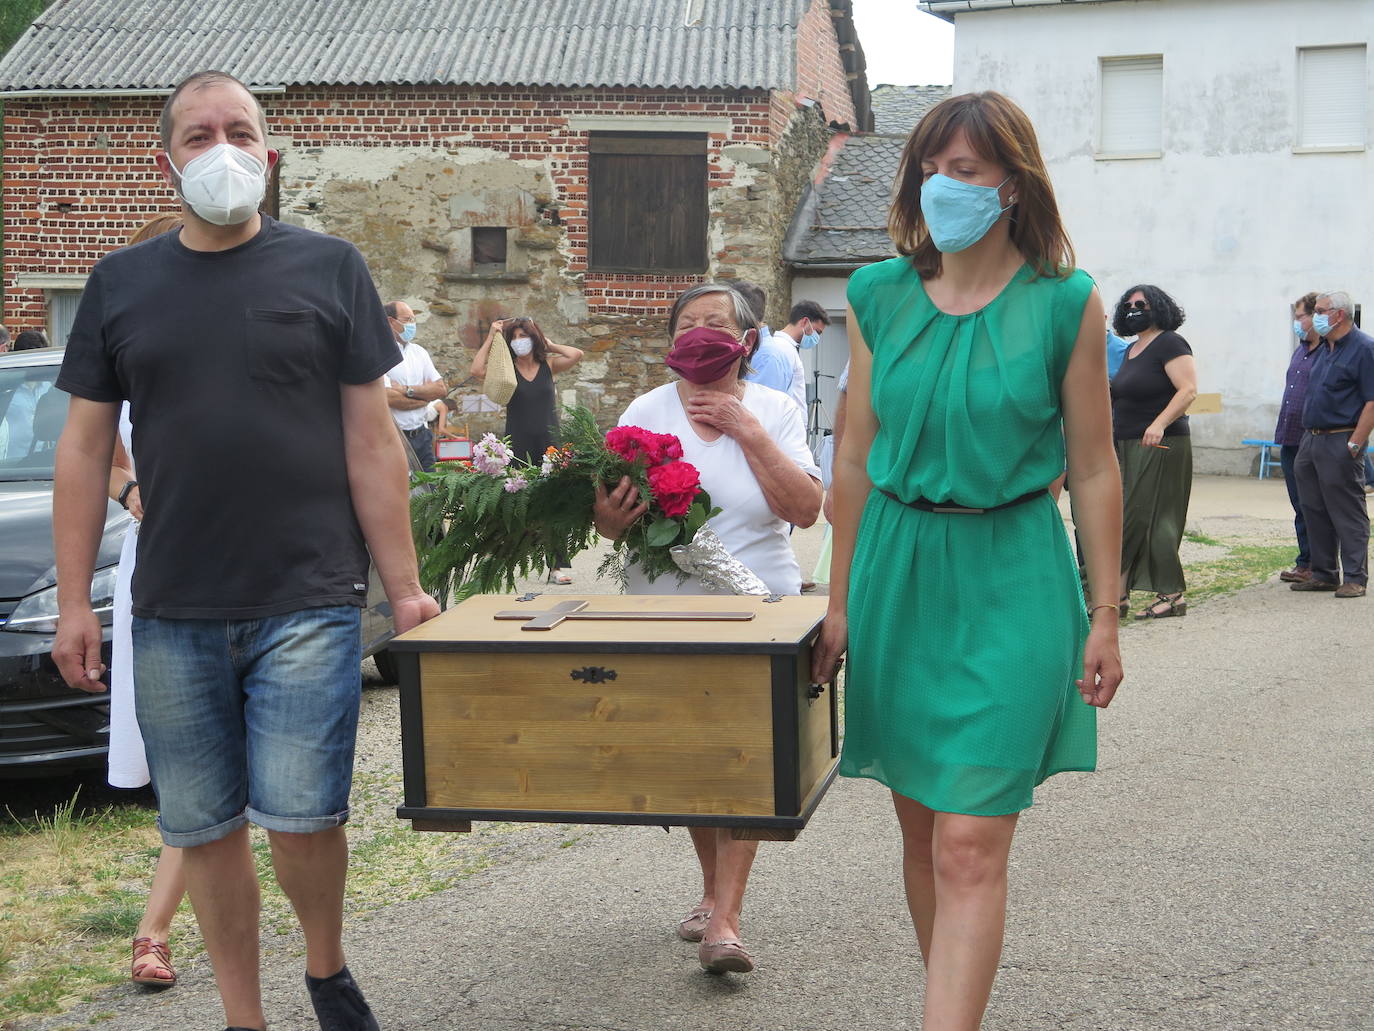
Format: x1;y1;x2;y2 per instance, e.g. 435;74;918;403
1;86;778;333
793;0;859;131
2;70;843;421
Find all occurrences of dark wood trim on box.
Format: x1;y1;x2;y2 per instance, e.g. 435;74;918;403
397;805;810;831
770;653;802;817
396;651;428;810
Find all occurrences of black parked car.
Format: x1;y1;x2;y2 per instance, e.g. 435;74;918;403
0;348;403;777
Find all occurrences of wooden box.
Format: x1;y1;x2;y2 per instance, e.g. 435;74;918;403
389;593;838;839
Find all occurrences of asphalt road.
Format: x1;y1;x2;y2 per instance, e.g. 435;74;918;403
18;478;1374;1031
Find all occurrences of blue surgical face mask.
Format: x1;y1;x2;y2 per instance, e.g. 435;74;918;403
399;321;416;343
919;173;1013;254
799;329;822;350
1313;313;1332;336
1293;319;1306;339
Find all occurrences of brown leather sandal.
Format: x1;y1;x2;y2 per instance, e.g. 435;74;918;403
131;936;176;988
1135;592;1186;619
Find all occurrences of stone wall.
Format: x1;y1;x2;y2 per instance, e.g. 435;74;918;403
3;82;838;434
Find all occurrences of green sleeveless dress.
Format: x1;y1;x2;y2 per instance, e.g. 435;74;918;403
839;258;1098;816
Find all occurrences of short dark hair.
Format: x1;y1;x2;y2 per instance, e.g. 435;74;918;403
788;301;828;327
383;302;400;320
1112;284;1185;336
1294;292;1319;317
722;279;766;325
159;70;268;150
13;330;48;351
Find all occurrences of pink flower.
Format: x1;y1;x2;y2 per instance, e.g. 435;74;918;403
503;475;528;493
606;426;685;466
646;461;701;519
473;433;513;476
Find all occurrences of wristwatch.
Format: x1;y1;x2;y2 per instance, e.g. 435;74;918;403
117;480;138;509
405;386;417;399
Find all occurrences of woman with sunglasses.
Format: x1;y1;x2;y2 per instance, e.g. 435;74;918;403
1109;285;1198;618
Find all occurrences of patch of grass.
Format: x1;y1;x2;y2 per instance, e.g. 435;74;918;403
1183;529;1223;547
1182;542;1295;603
67;897;145;939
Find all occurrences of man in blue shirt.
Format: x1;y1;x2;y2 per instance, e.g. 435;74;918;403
1275;292;1323;582
1292;290;1374;597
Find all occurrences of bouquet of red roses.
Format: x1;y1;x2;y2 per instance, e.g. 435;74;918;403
601;425;720;584
412;406;719;598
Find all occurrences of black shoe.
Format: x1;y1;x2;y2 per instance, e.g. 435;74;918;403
306;966;380;1031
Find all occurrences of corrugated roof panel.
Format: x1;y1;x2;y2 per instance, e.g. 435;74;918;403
0;0;814;91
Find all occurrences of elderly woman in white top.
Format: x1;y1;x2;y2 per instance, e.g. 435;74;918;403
594;282;822;974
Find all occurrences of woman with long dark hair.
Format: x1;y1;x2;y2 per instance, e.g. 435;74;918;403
812;91;1123;1028
470;316;584;581
1109;284;1198;618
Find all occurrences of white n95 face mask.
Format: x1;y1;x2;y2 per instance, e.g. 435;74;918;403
170;143;267;226
510;337;534;357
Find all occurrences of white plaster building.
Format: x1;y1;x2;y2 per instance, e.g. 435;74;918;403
924;0;1374;473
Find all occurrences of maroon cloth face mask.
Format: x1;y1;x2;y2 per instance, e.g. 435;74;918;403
665;326;749;384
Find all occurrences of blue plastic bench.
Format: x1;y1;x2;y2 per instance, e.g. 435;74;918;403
1240;439;1281;480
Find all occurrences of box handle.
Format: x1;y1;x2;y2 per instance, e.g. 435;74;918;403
571;666;618;684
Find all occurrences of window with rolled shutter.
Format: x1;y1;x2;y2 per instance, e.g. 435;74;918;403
588;133;708;273
1297;45;1367;150
1098;56;1164;158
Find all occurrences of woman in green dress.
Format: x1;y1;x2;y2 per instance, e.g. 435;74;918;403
811;92;1124;1029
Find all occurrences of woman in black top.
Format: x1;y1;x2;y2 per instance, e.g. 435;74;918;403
1110;285;1198;618
470;316;584;581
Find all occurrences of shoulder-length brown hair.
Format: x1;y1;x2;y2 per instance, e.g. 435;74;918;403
889;91;1074;281
502;316;550;364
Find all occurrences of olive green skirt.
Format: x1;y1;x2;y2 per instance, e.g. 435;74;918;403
1117;436;1193;596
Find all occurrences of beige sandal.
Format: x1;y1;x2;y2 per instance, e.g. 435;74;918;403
699;938;755;974
677;906;712;942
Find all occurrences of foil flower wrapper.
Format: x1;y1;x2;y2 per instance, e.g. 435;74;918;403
670;526;771;595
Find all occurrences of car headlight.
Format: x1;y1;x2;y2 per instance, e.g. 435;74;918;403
5;566;119;633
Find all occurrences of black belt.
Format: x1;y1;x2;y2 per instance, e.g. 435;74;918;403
402;426;430;437
880;488;1048;515
1308;426;1357;435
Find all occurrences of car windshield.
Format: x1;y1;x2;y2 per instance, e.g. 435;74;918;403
0;364;68;482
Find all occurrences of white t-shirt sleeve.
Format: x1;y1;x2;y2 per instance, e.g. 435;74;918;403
766;390;821;480
421;349;441;383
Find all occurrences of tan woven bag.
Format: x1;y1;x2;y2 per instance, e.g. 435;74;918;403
482;334;518;406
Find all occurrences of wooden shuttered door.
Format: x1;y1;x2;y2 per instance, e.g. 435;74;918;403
589;133;708;273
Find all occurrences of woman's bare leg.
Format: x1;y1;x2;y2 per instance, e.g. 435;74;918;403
136;845;186;943
892;792;937;966
686;826;717;912
701;830;758;943
922;811;1019;1031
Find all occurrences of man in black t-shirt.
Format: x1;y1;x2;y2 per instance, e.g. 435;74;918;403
53;71;438;1031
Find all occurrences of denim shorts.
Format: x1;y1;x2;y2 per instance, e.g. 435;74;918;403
132;605;363;847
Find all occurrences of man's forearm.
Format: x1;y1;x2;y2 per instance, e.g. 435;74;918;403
346;432;424;601
55;443;115;611
415;379;448;401
385;386;428;411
